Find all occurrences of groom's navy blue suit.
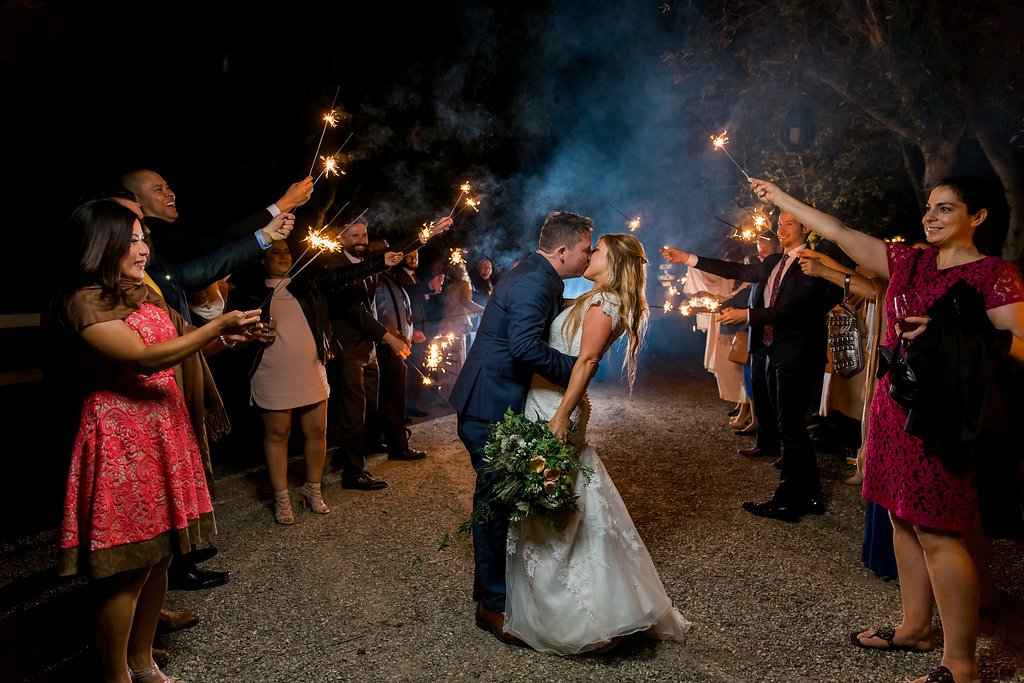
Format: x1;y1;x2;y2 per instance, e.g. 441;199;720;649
449;252;576;613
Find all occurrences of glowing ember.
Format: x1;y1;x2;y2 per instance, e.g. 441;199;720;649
628;217;641;232
460;181;472;193
663;301;673;313
753;214;768;229
323;110;339;127
425;343;443;370
449;248;466;265
679;304;690;316
321;155;340;177
421;377;433;386
420;223;434;243
667;285;679;296
711;130;730;149
464;197;481;212
303;227;342;253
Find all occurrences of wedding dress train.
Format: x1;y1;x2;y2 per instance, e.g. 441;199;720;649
503;292;691;655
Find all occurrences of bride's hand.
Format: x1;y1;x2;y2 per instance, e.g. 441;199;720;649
548;415;571;443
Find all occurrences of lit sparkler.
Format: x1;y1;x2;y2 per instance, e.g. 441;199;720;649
308;87;341;176
709;130;751;181
610;205;641;232
449;180;472;217
420;223;433;243
311;155;341;186
449;248;466;265
257;226;343;308
450;195;483;220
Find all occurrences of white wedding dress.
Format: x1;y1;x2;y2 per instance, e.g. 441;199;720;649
504;292;691;655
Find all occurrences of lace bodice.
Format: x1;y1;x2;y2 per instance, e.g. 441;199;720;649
523;291;622;445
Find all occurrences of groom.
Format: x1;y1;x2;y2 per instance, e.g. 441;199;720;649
449;210;593;643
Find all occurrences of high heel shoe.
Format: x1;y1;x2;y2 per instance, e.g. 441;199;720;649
299;482;330;514
273;490;295;525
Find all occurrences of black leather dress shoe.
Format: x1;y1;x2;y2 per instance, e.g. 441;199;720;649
388;448;427;461
167;565;230;591
738;446;778;458
741;499;804;522
341;473;388;490
804;496;826;515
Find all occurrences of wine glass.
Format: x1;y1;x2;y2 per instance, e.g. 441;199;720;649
893;292;924;334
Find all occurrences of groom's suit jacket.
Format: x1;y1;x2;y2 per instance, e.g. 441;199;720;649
449;252;576;421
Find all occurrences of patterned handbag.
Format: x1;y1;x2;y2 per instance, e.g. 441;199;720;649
827;274;864;378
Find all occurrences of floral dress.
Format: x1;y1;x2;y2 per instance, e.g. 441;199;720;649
60;298;215;578
862;245;1024;532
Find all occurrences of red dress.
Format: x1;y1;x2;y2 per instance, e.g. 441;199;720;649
60;301;215;578
862;244;1024;532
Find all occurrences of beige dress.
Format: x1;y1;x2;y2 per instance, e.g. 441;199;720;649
250;278;329;410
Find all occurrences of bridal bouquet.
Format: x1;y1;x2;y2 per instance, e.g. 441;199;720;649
479;408;593;526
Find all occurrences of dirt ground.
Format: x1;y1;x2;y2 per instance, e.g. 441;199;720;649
2;348;1023;682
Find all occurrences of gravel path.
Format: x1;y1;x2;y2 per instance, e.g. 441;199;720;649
4;363;1023;682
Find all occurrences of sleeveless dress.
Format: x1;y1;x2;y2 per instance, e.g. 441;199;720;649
60;300;215;578
862;245;1024;532
503;292;691;655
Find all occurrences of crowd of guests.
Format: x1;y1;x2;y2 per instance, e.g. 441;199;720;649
664;175;1024;683
48;169;495;682
48;163;1022;683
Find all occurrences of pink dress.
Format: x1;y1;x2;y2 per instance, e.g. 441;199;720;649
60;302;215;578
862;245;1024;532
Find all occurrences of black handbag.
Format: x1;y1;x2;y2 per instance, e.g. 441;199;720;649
827;274;864;378
876;340;921;411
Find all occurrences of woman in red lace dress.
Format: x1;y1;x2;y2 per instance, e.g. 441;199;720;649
750;177;1024;683
52;200;260;683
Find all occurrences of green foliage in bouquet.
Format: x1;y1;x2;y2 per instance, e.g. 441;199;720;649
459;408;594;533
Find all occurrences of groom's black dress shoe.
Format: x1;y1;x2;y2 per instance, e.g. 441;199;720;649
474;603;526;647
341;474;388;490
741;499;804;522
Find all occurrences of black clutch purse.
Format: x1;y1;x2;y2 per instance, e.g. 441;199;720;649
876;339;920;411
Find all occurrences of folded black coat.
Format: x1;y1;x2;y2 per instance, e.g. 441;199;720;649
883;280;1021;537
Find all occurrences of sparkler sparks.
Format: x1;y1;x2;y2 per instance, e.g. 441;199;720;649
420;223;434;243
449;248;466;265
708;129;751;181
303;227;342;254
628;217;641;232
312;155;342;186
323;110;339;127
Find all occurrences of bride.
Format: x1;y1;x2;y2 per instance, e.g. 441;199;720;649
505;233;691;655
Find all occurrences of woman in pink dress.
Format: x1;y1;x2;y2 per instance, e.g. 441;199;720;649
750;177;1024;683
52;200;260;683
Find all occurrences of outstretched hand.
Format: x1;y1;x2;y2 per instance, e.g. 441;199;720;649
749;177;779;205
276;176;314;212
428;216;454;237
217;308;262;336
384;251;404;267
261;212;295;243
660;246;691;264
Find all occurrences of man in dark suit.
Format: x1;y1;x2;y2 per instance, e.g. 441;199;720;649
325;221;413;491
663;212;836;522
449;211;592;643
122;169;312;263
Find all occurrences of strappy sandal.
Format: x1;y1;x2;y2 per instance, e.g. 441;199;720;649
848;626;931;653
922;665;955;683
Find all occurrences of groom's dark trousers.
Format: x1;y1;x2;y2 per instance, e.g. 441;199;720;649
449;252;575;613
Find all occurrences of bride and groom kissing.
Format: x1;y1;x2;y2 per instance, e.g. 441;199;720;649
449;210;690;655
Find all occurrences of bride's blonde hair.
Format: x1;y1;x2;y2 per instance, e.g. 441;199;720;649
560;233;649;390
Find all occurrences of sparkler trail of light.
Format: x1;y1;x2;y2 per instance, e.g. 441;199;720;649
710;130;751;181
308;86;341;176
327;131;354;160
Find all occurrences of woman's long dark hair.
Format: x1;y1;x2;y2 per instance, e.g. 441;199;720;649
51;199;141;330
